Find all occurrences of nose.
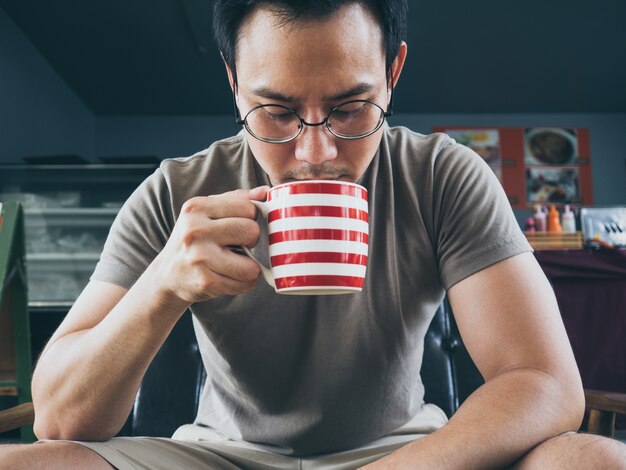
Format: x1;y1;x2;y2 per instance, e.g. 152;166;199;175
294;122;338;165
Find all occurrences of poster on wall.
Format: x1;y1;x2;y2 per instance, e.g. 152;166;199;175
524;127;578;166
442;129;502;182
432;126;592;209
524;128;581;205
526;167;580;204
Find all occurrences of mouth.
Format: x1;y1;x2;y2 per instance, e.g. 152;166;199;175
278;165;353;185
283;174;351;182
288;177;344;181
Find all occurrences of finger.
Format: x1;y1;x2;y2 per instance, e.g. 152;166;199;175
208;199;256;219
206;246;261;282
200;270;258;297
181;194;257;220
208;217;261;247
220;186;268;201
248;185;270;201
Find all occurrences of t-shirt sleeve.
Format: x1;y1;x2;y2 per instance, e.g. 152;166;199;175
90;167;175;288
432;141;532;290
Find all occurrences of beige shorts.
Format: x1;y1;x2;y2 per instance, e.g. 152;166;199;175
67;404;447;470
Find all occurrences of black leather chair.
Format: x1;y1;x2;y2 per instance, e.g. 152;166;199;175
1;300;625;440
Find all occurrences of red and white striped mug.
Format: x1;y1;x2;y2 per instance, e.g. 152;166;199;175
243;180;369;295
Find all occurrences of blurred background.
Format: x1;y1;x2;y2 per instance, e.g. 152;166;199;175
1;0;625;197
1;0;625;441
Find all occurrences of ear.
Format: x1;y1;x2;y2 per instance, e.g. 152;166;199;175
221;53;236;92
388;41;407;90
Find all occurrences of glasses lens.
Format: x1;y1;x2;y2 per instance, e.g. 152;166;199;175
328;101;384;138
245;105;301;142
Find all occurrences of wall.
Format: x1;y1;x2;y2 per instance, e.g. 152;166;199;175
391;113;626;208
0;8;94;163
394;113;626;224
95;115;238;160
95;113;626;217
2;5;624;208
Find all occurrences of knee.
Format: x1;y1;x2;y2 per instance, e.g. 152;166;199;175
588;435;626;469
514;432;626;469
0;444;36;470
0;441;112;470
566;433;626;468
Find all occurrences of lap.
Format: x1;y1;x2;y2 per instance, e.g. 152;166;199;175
511;432;626;470
73;437;288;470
0;440;113;470
6;431;622;469
69;403;443;470
69;433;425;470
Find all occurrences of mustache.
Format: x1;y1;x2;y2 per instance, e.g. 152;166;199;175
282;164;351;181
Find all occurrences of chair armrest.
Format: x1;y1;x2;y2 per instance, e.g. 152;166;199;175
0;402;34;433
584;389;626;437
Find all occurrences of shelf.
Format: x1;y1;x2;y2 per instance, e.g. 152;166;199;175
24;208;118;228
26;253;100;262
0;164;157;187
28;301;74;308
0;165;157;306
524;231;584;250
25;208;120;216
0;164;156;170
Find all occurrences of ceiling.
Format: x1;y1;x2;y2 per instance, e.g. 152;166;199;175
2;0;626;115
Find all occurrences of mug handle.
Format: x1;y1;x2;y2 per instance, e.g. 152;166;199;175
241;200;276;290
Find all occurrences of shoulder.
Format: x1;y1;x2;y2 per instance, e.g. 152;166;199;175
384;126;456;156
384;126;478;171
149;133;254;202
159;133;247;180
382;126;488;193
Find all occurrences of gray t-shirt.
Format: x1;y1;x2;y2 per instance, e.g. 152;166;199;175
92;125;531;455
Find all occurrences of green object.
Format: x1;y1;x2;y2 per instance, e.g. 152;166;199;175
0;202;35;442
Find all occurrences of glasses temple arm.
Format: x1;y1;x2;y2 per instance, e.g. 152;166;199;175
384;68;394;118
232;82;244;125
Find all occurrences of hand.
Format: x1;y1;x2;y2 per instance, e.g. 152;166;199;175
151;186;269;303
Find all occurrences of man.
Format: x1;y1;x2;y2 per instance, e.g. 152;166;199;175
1;1;625;468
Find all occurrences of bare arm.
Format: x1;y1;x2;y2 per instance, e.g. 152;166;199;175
364;252;584;469
32;187;268;441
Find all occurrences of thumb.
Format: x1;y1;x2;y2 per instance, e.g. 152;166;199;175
248;185;270;201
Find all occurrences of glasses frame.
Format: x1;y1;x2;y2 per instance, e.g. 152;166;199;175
232;73;395;144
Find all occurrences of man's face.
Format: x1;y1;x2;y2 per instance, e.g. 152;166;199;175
232;4;392;185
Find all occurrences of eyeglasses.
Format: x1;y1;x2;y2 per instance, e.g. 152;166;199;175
233;86;394;144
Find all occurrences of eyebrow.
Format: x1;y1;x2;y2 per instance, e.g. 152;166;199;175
250;82;377;103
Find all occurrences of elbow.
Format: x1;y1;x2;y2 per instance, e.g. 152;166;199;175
555;369;586;433
33;410;117;442
33;417;65;441
32;391;120;441
32;400;63;440
567;382;586;432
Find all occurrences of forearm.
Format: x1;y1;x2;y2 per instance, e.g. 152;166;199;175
365;367;584;469
31;260;190;441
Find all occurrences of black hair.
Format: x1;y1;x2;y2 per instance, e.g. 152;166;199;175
212;0;408;81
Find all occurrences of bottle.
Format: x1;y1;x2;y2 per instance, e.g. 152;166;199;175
547;205;563;233
562;205;576;233
533;205;547;232
524;217;536;233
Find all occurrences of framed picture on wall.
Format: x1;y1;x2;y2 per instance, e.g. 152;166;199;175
526;167;581;204
524;127;578;166
442;129;502;182
433;126;593;208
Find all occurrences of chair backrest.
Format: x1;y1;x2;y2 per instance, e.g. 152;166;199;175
120;300;485;437
421;298;484;416
119;311;203;437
